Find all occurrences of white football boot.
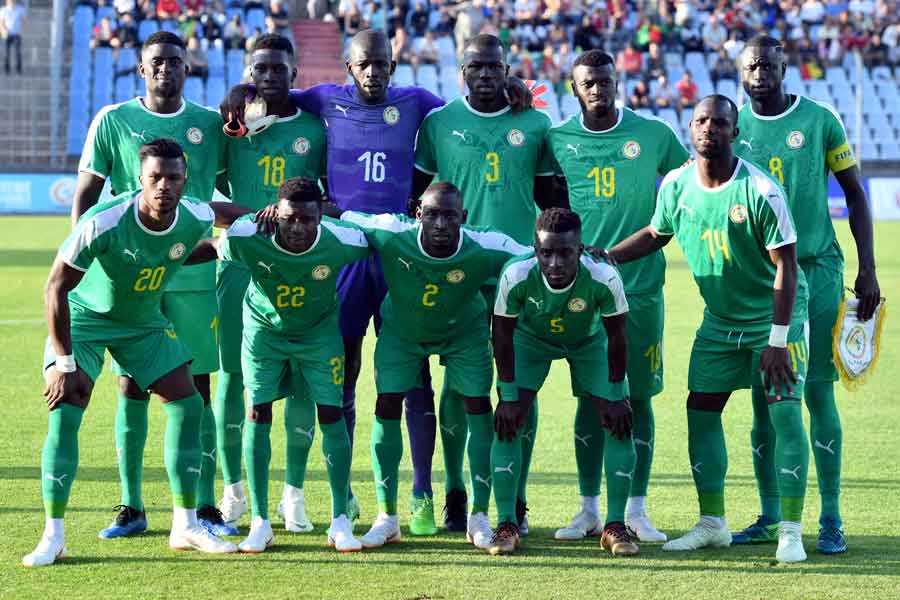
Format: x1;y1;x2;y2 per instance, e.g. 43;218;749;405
775;521;807;563
662;517;732;551
238;517;275;553
466;512;493;550
219;483;248;527
170;524;238;553
278;484;313;532
22;535;68;567
554;508;603;541
360;513;401;549
626;512;668;543
327;514;363;552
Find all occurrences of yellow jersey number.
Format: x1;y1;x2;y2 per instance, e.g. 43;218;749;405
644;342;662;373
769;157;784;184
587;166;615;198
275;284;305;308
485;152;500;183
133;266;166;292
700;228;730;261
330;356;344;385
258;155;286;187
787;340;807;374
422;283;439;307
549;317;565;333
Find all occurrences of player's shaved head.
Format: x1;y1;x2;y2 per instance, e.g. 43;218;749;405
418;182;466;258
276;177;322;252
535;208;583;289
346;29;394;105
463;34;506;61
741;35;786;103
462;34;508;112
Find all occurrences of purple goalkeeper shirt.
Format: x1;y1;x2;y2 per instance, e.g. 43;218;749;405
290;84;444;213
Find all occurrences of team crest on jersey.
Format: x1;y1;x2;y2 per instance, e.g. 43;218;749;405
729;204;748;224
786;131;805;149
186;127;204;145
383;105;400;125
312;265;331;280
446;269;466;284
507;129;525;147
293;137;310;155
622;141;641;159
169;242;186;260
568;298;587;313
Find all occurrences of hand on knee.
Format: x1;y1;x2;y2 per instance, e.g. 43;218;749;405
248;403;274;424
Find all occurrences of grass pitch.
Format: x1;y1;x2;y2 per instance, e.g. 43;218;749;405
1;217;899;599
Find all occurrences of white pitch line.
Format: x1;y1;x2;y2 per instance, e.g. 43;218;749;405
0;318;43;326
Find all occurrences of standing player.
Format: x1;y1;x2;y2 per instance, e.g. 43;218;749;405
412;33;558;533
71;32;231;538
339;182;530;550
733;35;880;554
198;178;370;553
610;95;811;563
544;49;690;542
490;208;637;557
215;33;328;533
23;139;255;567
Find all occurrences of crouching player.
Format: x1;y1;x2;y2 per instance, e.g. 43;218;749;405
338;182;530;550
25;139;257;566
489;208;637;556
197;177;371;553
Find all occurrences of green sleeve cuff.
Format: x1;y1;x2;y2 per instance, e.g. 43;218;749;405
497;380;519;402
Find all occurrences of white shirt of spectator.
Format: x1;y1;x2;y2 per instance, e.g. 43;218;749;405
800;1;826;24
0;3;25;36
114;0;136;15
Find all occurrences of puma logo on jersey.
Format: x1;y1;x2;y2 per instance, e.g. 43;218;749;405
675;202;694;216
614;470;633;482
494;462;514;475
474;474;492;488
739;139;753;151
397;257;413;271
574;433;591;447
522;429;534;443
375;475;389;488
187;466;202;475
45;473;68;487
566;143;580;155
527;297;543;310
325;453;334;467
225;423;243;431
440;423;458;437
202;449;216;462
334;104;350;117
257;261;274;274
634;437;652;450
130;129;148;141
780;465;802;480
424;411;436;417
295;425;314;441
751;443;764;458
815;439;836;455
451;130;467;141
691;462;702;474
123;248;140;261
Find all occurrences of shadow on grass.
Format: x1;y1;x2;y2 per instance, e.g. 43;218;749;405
0;249;57;268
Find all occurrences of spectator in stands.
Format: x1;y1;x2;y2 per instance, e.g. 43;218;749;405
246;26;262;51
801;0;827;24
674;0;694;27
414;29;439;65
117;12;138;47
539;44;561;85
629;79;651;108
703;13;726;52
882;16;900;65
157;0;180;20
514;0;537;21
574;13;603;51
616;42;642;76
645;41;665;80
135;0;154;22
655;74;674;109
864;32;889;66
710;49;737;84
114;0;136;17
344;6;364;35
723;29;746;63
634;15;662;50
547;22;566;49
225;14;245;49
0;0;25;74
90;16;119;49
406;2;429;37
183;0;204;16
186;34;208;78
557;41;575;77
762;0;784;28
454;0;485;58
849;0;876;19
676;70;698;111
391;25;413;65
269;0;292;39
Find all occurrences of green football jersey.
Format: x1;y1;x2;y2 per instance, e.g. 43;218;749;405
414;98;555;245
650;159;807;326
735;95;856;261
218;216;370;336
225;109;327;210
58;191;214;327
79;97;227;292
341;211;530;342
546;109;690;294
495;253;628;345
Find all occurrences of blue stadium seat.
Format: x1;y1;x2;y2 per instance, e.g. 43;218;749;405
784;66;802;90
206;76;227;108
138;19;159;43
695;77;715;99
161;19;179;34
226;7;243;22
95;5;116;23
94;47;114;73
393;64;414;86
114;74;135;103
860;142;880;161
73;6;95;48
806;79;831;103
876;81;899;101
208;47;225;78
245;8;266;33
862;94;883;113
657;108;679;130
684;52;706;75
871;65;893;82
664;52;683;72
560;94;580;119
437;36;456;67
184;76;205;105
92;82;113;114
826;66;848;87
226;49;244;86
635;108;654;119
439;70;460;100
880;140;900;159
115;48;138;72
715;79;737;100
416;64;438;89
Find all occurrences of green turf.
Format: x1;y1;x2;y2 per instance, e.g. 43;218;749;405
1;217;899;599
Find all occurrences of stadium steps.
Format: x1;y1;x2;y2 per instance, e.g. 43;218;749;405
291;20;345;89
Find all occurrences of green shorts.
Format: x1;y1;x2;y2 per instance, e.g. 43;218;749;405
513;328;629;401
688;314;809;399
800;256;843;383
625;290;665;399
111;290;219;381
216;261;250;374
375;317;493;397
241;316;344;407
44;308;192;391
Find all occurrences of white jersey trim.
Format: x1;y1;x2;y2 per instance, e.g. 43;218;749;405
463;229;530;256
461;97;511;118
133;194;180;236
417;227;463;260
180;198;215;223
582;256;629;316
322;219;369;248
494;256;537;317
341;211;415;233
744;160;798;248
747;93;802;121
218;219;257;259
693;159;741;192
77;101;124;176
272;224;322;256
137;96;187;119
578;108;624;134
59;197;132;270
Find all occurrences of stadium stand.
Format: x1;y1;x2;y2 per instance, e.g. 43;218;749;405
64;0;900;163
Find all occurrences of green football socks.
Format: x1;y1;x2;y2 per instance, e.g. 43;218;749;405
750;387;782;521
244;420;272;520
806;381;842;527
516;399;537;506
163;393;203;509
603;429;637;525
214;370;244;486
769;399;809;523
371;416;402;515
687;408;727;517
198;402;217;508
465;410;493;514
629;395;654;498
574;396;603;497
490;429;522;524
115;394;148;511
321;420;351;518
438;382;467;494
42;403;84;518
284;396;315;489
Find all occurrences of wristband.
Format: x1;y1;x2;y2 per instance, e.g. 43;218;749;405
497;380;518;402
768;324;789;348
55;354;77;373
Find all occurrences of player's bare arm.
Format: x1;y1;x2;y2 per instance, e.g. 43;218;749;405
836;166;880;320
492;314;526;441
184;237;219;265
43;258;91;410
70;172;106;228
759;242;799;399
533;175;566;210
609;226;671;264
596;312;631;440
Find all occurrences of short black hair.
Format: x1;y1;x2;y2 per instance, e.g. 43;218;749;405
139;138;185;164
572;49;615;69
464;33;505;57
423;181;461;199
698;94;739;124
536;208;581;236
278;177;323;204
142;31;186;52
252;32;294;55
745;34;783;51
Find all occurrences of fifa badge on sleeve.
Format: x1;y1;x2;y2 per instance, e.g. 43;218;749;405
832;291;887;390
